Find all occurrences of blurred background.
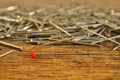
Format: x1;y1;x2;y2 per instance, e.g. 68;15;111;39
0;0;120;8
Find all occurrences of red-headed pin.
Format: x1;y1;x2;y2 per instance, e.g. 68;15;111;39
31;50;37;58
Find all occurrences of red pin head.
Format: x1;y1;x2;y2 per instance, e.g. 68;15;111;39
31;50;37;58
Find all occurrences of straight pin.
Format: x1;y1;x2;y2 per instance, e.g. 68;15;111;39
0;50;15;58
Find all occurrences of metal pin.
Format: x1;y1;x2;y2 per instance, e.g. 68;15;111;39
77;25;120;45
0;41;23;50
91;35;120;44
0;50;15;58
49;20;72;36
91;17;120;30
113;45;119;51
41;37;73;46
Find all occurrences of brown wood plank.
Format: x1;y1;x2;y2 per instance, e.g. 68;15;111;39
0;0;120;80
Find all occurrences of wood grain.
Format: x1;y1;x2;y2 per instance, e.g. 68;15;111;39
0;44;120;80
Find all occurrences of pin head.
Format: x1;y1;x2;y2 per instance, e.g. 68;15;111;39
33;35;39;38
31;50;37;58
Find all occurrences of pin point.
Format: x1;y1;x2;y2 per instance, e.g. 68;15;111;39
31;50;37;58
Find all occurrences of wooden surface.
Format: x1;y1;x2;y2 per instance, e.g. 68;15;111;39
0;0;120;80
0;53;120;80
0;43;120;80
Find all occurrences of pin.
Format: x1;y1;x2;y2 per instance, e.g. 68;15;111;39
0;50;15;58
0;41;23;50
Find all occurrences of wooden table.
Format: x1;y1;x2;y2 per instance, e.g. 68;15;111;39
0;0;120;79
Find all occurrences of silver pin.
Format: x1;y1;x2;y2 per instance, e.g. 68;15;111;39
0;50;15;58
49;20;72;36
0;41;23;50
